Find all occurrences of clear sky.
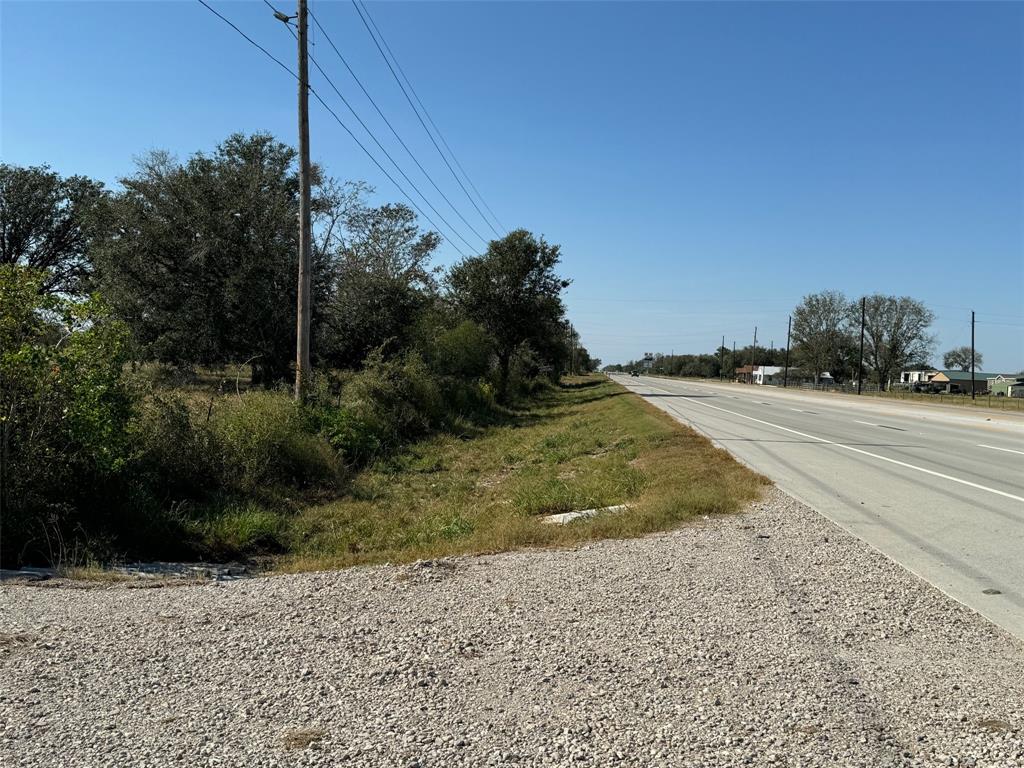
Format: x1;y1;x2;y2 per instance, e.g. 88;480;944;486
3;1;1022;371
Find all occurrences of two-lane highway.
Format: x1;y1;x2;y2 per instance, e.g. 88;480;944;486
615;373;1024;638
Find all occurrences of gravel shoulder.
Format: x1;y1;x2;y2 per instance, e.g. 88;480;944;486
2;487;1023;768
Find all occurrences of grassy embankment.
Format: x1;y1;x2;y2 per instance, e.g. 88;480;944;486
276;376;769;571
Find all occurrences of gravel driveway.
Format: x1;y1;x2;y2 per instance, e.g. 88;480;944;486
2;488;1022;767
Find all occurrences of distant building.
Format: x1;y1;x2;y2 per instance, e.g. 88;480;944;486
987;374;1024;397
900;370;937;385
734;365;788;385
753;366;784;385
930;370;986;394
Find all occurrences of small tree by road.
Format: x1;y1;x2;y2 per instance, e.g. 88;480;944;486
447;230;570;400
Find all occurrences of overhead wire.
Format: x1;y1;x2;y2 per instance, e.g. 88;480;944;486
308;7;490;249
354;0;506;236
270;11;478;254
199;0;468;257
351;0;503;240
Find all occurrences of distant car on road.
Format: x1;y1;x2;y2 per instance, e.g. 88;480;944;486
630;370;639;377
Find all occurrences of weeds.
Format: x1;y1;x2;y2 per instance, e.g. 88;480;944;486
280;377;768;571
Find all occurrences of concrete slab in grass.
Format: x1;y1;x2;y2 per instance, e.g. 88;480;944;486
542;504;630;525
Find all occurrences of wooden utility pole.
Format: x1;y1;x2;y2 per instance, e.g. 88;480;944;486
857;297;865;395
750;326;757;384
971;310;976;400
294;0;313;402
720;335;725;382
571;323;577;376
783;315;791;388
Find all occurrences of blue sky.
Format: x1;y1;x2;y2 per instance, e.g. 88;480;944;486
3;1;1022;370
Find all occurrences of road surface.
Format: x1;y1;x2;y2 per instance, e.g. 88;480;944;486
613;373;1024;639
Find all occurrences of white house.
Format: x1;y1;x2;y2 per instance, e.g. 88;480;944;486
753;366;784;385
900;370;937;385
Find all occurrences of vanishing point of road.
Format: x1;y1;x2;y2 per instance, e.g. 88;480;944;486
615;373;1024;639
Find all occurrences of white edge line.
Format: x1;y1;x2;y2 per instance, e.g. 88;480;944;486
978;444;1024;457
640;382;1024;504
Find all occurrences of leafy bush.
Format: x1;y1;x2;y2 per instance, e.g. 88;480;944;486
328;350;443;461
420;319;494;380
209;390;341;492
315;407;383;466
130;394;219;502
0;266;135;566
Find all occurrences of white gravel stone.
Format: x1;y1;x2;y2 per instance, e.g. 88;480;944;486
1;487;1022;767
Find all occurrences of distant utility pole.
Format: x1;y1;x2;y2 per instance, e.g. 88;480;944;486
971;310;976;401
572;323;578;375
783;315;791;388
750;326;757;384
294;0;313;402
732;340;736;381
857;297;865;395
720;335;725;382
567;323;575;375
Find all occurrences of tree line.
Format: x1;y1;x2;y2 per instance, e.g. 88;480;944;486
2;133;596;392
607;290;981;389
0;133;597;566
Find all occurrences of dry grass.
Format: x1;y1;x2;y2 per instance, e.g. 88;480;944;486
58;566;133;583
280;728;326;749
0;632;38;648
278;375;769;572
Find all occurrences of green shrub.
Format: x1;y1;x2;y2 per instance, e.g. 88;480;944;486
209;390;341;492
336;350;444;458
422;319;494;379
316;407;383;466
0;266;135;566
130;394;219;501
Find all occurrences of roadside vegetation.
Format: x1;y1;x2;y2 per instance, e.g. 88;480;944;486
1;137;609;569
280;376;768;571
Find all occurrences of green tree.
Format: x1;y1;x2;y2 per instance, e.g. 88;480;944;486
943;346;982;372
0;163;107;295
92;133;360;384
859;294;936;390
317;203;439;369
791;290;854;384
447;230;570;399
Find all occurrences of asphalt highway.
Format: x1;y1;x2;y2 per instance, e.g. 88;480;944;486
613;373;1024;639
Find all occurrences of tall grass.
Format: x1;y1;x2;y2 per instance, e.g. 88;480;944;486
279;376;769;571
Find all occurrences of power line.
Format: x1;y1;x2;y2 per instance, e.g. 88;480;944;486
263;1;475;253
197;0;296;78
308;83;470;258
197;0;467;258
275;18;478;254
351;0;503;240
308;8;490;250
356;0;507;236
